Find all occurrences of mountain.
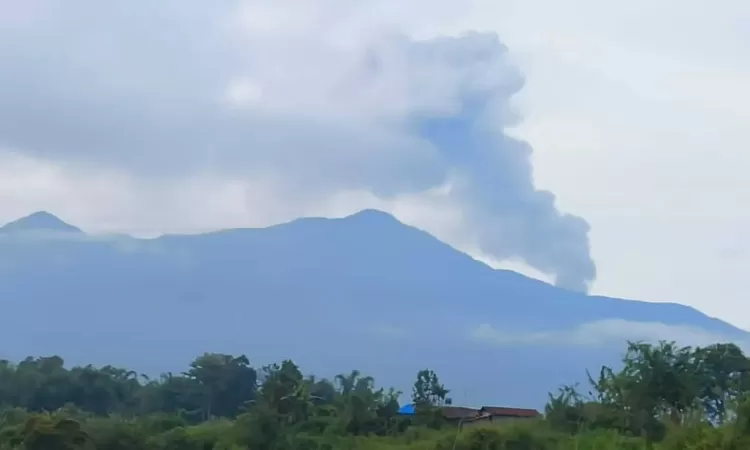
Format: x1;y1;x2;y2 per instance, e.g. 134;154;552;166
0;211;82;234
0;209;745;408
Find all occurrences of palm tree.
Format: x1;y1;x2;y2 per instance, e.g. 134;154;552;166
335;370;374;397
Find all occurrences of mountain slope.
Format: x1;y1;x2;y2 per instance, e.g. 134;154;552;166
0;209;744;408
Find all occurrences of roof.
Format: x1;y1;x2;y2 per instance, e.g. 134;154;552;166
398;404;415;415
479;406;540;418
463;413;493;423
397;404;540;420
439;406;480;419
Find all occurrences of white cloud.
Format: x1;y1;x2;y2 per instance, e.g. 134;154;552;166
470;320;750;351
0;0;596;291
0;151;288;236
225;78;264;106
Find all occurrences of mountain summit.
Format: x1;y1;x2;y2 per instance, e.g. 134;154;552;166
0;211;82;234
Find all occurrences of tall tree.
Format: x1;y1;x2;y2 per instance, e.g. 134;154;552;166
184;353;257;420
412;369;451;407
695;343;750;424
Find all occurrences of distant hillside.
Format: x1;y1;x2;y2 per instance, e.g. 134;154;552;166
0;209;745;408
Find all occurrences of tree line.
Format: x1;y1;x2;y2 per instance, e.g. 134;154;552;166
2;340;750;449
0;353;452;449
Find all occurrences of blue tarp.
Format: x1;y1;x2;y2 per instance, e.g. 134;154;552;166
398;403;415;415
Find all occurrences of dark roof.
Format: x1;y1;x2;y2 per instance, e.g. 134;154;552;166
463;413;493;423
439;406;480;419
479;406;540;418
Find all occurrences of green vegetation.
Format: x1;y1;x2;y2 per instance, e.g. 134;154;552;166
1;340;750;449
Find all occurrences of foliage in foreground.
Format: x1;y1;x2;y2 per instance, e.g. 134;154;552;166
1;340;750;448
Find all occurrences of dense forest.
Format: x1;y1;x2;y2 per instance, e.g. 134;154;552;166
1;340;750;449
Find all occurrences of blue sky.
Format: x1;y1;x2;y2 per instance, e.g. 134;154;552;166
0;1;748;328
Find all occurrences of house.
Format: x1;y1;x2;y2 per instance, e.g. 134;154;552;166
439;406;483;423
459;406;540;429
478;406;540;421
397;404;540;426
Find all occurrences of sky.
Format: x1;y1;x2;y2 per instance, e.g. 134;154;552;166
0;1;749;328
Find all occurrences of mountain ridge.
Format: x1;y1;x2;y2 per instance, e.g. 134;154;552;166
0;209;739;329
0;209;740;330
0;209;744;407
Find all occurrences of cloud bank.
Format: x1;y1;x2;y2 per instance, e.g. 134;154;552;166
470;320;750;351
0;1;595;290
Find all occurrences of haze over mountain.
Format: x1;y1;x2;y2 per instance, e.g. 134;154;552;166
0;209;746;408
